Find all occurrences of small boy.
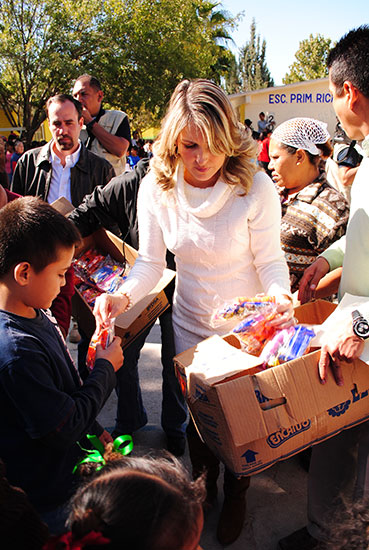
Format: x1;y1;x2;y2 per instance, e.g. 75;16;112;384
0;197;123;533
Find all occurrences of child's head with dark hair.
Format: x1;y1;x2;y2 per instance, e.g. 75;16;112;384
0;197;80;277
66;455;205;550
0;197;80;314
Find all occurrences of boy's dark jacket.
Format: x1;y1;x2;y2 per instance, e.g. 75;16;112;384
0;309;116;512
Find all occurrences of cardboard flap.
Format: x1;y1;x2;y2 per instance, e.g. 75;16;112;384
175;335;261;387
115;268;174;328
294;299;336;324
74;228;175;329
51;196;74;216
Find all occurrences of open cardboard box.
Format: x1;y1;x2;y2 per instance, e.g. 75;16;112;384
174;300;369;477
53;197;175;349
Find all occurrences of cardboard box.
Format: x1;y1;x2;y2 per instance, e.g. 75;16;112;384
174;300;369;477
53;197;176;350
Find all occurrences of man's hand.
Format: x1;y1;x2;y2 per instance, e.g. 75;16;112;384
318;317;364;385
298;257;330;304
80;105;93;125
96;336;123;372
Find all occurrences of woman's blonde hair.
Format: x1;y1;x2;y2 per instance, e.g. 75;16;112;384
152;79;257;193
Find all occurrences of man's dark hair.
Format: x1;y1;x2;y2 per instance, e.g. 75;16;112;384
0;197;80;278
328;25;369;98
45;94;83;119
74;74;102;92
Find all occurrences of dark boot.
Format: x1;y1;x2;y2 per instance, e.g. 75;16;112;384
217;469;250;546
186;419;220;506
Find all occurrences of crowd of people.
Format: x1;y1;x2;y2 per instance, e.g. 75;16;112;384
0;24;369;550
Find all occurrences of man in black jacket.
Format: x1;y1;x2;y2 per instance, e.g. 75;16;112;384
11;94;114;206
11;93;115;358
69;159;187;456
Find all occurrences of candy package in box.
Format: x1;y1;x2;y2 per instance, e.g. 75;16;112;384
89;255;131;293
231;302;279;355
86;318;116;371
78;285;102;308
211;295;276;327
73;248;106;286
259;325;316;369
73;248;131;307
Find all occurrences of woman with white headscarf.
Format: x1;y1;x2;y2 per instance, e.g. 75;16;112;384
268;117;350;294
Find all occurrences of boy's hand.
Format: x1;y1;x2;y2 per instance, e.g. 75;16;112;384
94;293;130;328
96;337;123;372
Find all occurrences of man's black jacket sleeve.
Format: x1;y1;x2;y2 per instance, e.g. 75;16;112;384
68;158;150;249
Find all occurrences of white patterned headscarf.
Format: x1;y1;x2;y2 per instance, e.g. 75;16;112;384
271;117;331;156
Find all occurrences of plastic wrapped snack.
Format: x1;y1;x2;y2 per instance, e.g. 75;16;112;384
89;254;130;293
73;249;131;301
232;303;278;355
80;286;103;307
73;248;105;286
259;325;315;368
86;318;116;371
277;325;315;364
259;327;295;368
211;295;276;326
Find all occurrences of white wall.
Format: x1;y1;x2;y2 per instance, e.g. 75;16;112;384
230;79;337;137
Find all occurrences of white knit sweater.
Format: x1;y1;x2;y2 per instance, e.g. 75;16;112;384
121;163;291;339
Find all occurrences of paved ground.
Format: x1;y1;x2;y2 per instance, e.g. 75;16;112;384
69;321;308;550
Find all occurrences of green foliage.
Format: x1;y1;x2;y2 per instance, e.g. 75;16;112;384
0;0;237;141
223;52;242;94
96;0;237;121
283;34;332;84
0;0;103;143
238;19;274;91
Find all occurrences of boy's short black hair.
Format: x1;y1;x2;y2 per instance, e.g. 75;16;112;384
0;197;81;278
328;25;369;99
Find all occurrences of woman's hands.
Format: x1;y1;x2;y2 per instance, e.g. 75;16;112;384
93;293;130;329
268;294;295;329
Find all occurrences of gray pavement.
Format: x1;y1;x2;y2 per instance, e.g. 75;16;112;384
69;321;308;550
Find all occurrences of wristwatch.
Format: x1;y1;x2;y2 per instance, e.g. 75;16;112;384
352;310;369;339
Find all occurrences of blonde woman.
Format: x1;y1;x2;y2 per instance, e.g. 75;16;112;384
94;79;293;545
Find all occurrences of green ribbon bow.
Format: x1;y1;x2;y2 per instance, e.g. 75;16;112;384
73;433;133;474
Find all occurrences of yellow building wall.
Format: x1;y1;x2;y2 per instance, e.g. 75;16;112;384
43;121;51;141
0;108;49;141
0;109;18;137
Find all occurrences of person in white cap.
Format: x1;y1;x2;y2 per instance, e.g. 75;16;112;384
269;117;349;294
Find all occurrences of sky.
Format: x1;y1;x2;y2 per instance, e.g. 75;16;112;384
221;1;369;85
